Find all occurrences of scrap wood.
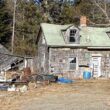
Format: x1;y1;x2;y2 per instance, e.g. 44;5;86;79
0;81;28;85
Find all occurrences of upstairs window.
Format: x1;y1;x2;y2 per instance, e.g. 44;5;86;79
69;29;76;42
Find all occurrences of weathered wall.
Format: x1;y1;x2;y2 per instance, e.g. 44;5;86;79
49;48;110;79
37;33;49;74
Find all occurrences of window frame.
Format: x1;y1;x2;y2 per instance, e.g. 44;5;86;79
69;29;77;43
68;57;78;71
106;32;110;38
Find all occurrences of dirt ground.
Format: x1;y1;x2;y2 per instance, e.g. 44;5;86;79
0;79;110;110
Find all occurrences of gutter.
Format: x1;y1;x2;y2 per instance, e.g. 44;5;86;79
48;45;88;48
48;45;110;49
87;47;110;49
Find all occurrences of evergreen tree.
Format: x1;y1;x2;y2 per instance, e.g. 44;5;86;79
0;0;11;46
0;0;110;56
14;0;42;56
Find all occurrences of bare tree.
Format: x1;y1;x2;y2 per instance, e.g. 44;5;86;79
92;0;110;23
11;0;17;54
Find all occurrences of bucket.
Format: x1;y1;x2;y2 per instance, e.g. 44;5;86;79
83;71;91;80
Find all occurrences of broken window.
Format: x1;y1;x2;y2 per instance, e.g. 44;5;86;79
69;57;76;70
69;29;76;42
106;32;110;38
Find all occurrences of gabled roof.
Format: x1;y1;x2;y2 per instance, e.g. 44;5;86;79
40;23;110;48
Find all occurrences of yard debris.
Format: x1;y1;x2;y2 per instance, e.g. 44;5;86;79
7;84;16;91
19;85;28;92
23;67;31;76
20;67;32;83
0;70;59;91
7;84;28;92
29;74;58;87
58;77;74;83
0;84;9;91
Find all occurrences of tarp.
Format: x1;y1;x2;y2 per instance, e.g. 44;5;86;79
58;77;73;83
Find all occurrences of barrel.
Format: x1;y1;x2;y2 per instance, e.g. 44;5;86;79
83;71;91;80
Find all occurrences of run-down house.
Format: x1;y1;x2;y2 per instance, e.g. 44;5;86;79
36;17;110;79
0;44;24;72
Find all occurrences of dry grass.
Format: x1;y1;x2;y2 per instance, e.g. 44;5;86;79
0;79;110;110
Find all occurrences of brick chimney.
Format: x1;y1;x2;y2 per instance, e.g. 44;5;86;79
80;16;87;27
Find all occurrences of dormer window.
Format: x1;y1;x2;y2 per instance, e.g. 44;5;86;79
69;29;77;42
63;26;79;44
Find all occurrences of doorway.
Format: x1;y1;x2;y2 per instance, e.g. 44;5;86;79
91;55;101;77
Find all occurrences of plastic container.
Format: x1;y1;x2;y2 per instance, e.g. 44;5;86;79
83;71;91;80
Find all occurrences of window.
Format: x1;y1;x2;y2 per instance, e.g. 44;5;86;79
70;29;76;36
69;57;76;70
106;32;110;38
69;29;76;42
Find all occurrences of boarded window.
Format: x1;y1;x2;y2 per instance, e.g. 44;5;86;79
69;29;76;42
69;57;76;70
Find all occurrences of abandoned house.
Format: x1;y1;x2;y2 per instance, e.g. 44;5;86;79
36;16;110;79
0;44;24;72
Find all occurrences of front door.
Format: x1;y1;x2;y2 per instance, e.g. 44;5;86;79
91;56;101;77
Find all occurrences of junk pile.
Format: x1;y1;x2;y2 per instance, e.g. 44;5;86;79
0;67;75;92
0;67;59;91
21;67;32;82
7;84;28;92
0;84;9;91
29;74;58;87
0;67;30;92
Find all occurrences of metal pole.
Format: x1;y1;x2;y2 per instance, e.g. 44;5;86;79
11;0;17;54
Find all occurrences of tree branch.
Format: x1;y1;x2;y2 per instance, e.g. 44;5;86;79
92;0;110;23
